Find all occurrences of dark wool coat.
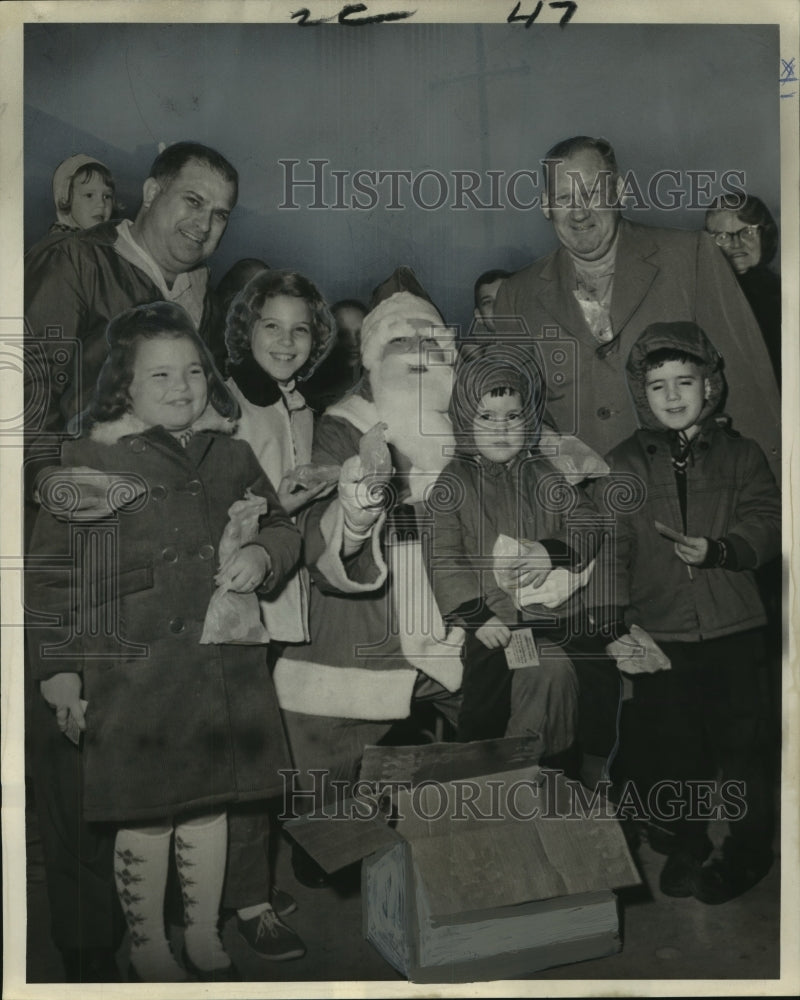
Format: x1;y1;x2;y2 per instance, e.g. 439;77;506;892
27;413;301;823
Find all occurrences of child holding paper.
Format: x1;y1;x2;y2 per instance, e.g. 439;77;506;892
428;353;603;764
596;321;780;904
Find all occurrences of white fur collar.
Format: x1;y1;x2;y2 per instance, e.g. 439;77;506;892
89;406;237;445
325;393;378;433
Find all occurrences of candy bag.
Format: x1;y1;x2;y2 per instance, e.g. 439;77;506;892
200;490;271;644
492;533;594;611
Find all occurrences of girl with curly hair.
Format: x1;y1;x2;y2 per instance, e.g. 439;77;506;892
224;268;336;642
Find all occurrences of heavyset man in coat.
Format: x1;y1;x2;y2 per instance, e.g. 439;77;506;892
494;136;780;476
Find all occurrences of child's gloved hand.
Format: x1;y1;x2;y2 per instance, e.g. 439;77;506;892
215;544;271;593
40;672;85;734
519;560;595;610
338;454;391;534
475;616;512;650
605;624;672;674
674;535;708;566
278;473;336;516
508;541;553;588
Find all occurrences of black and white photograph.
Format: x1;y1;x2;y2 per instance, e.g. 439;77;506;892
1;0;798;996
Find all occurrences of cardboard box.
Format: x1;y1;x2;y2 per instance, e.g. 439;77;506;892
286;737;640;983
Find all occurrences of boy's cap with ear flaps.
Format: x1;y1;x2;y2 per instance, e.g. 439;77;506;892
625;321;726;432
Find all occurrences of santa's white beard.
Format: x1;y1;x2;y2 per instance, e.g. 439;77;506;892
371;361;455;500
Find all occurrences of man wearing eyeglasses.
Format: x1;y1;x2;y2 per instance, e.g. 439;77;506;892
494;136;780;476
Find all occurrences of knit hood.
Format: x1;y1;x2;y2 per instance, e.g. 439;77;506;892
625;321;726;432
52;154;110;227
451;349;547;455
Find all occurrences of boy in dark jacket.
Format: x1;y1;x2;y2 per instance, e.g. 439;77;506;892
429;353;606;767
598;320;780;905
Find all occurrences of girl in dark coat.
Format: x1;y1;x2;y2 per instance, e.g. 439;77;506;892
28;302;301;982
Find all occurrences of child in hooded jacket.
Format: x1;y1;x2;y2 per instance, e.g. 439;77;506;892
428;351;607;767
596;320;780;905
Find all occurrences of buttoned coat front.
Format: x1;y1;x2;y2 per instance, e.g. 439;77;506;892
27;419;301;824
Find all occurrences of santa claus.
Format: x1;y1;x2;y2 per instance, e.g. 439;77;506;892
273;288;466;812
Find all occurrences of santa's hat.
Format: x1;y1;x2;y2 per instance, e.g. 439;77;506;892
360;291;456;372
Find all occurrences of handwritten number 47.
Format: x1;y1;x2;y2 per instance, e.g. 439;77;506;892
508;1;578;27
291;3;578;27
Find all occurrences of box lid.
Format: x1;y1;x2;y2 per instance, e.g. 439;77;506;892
284;738;543;873
395;768;641;915
358;735;544;787
285;797;402;874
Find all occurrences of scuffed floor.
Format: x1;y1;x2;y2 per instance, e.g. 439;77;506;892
24;795;780;987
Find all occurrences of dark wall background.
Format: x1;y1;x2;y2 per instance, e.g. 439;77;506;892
24;22;780;333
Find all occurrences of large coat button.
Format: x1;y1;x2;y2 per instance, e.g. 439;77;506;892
184;479;202;496
169;617;185;633
161;546;178;563
151;485;167;501
597;407;611;420
198;544;215;561
130;438;148;453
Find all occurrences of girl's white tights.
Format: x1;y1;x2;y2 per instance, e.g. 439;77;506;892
175;812;229;973
114;825;185;982
114;812;229;981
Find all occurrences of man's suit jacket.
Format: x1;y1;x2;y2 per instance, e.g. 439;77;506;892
494;219;780;475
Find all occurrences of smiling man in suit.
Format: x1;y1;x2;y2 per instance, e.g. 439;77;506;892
494;136;780;474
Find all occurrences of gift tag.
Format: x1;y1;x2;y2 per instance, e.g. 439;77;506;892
504;629;540;670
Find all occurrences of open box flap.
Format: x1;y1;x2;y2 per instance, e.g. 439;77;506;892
359;735;544;787
284;798;402;873
394;770;641;914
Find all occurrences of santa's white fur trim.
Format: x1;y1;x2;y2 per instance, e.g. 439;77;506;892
390;540;464;691
316;500;388;594
274;658;418;719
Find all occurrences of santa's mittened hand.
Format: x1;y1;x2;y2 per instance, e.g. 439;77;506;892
338;454;390;532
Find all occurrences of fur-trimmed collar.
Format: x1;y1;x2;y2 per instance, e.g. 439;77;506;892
227;355;283;408
88;406;237;445
325;392;378;433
